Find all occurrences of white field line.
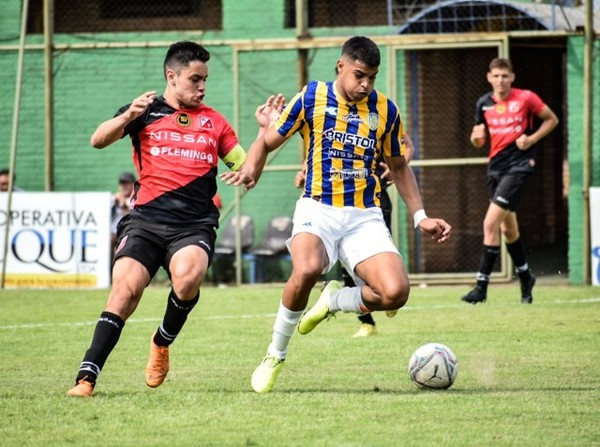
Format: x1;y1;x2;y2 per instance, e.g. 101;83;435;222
0;297;599;330
0;314;277;330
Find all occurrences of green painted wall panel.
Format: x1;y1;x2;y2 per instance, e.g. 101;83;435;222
566;38;584;284
566;37;600;284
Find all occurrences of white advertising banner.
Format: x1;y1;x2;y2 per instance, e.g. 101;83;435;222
591;187;600;286
0;192;111;288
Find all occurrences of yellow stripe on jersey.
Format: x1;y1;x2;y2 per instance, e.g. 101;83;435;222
276;80;405;208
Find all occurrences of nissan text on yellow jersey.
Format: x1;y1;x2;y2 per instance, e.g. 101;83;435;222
275;80;406;209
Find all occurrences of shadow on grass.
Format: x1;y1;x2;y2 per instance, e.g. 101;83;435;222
83;384;599;399
271;385;599;395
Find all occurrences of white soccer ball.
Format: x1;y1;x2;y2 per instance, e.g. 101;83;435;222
408;342;458;389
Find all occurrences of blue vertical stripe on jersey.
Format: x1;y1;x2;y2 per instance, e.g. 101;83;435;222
278;92;304;137
303;83;317;198
386;100;402;158
319;82;338;206
363;91;382;208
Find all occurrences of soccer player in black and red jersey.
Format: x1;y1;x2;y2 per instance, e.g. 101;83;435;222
461;58;558;305
67;41;283;397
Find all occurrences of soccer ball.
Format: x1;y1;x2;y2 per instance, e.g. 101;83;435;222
408;343;458;389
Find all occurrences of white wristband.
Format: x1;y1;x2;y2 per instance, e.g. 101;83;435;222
413;209;428;228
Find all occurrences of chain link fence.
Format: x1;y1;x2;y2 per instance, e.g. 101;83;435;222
17;0;589;36
26;0;222;34
2;0;573;282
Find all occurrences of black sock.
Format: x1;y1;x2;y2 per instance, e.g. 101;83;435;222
358;313;375;326
506;238;531;279
75;311;125;384
153;289;199;347
475;245;500;290
341;268;356;288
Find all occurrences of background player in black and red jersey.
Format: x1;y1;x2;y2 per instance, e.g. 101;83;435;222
461;58;559;305
67;41;284;397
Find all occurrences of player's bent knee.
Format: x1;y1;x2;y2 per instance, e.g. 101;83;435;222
290;263;323;285
483;220;499;236
503;228;519;241
171;264;204;282
170;268;205;296
388;291;409;310
378;283;409;310
172;282;201;300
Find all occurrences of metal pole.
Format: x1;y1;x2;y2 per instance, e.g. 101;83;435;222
387;0;393;31
1;0;29;288
582;0;594;284
295;0;309;171
232;47;243;286
386;44;400;247
295;0;310;89
43;0;54;191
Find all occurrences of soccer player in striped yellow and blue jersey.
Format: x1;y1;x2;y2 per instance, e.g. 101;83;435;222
277;76;403;209
223;36;452;394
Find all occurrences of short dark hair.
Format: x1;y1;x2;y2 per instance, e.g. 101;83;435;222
341;36;381;69
489;58;513;72
163;41;210;80
0;168;8;176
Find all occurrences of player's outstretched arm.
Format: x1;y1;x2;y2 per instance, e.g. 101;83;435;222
221;95;286;190
386;155;452;243
91;91;156;149
221;126;286;191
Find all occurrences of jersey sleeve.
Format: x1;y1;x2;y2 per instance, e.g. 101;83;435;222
474;95;487;125
525;90;546;115
382;102;404;158
115;103;146;139
217;118;240;157
275;87;307;138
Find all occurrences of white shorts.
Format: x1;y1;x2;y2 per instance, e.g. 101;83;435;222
287;198;400;285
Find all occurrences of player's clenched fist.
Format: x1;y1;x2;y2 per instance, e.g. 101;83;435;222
470;123;486;147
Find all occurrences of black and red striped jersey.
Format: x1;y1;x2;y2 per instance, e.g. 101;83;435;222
474;88;546;175
116;96;239;224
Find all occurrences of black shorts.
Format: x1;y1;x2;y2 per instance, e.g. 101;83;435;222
114;214;217;279
379;188;392;230
487;172;531;211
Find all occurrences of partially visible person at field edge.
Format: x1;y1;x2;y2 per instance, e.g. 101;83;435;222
294;134;415;338
222;35;451;394
66;40;284;397
461;57;558;305
110;171;136;256
0;168;23;192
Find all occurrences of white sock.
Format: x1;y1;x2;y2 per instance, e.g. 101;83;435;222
267;301;303;360
330;286;370;313
515;263;529;272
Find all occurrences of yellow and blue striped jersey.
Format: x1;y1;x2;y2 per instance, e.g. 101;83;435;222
276;80;405;208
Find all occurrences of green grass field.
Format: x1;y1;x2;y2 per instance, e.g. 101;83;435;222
1;281;599;446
